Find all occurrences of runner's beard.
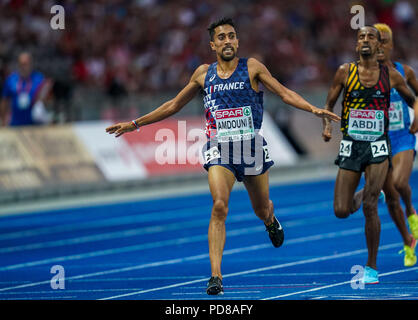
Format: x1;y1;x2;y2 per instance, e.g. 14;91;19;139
220;49;236;61
360;51;372;57
360;46;373;57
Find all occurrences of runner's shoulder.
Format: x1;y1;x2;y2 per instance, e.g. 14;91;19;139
338;63;351;73
334;63;350;83
402;63;417;79
191;64;210;85
194;64;210;77
247;57;265;70
247;57;261;65
388;65;405;85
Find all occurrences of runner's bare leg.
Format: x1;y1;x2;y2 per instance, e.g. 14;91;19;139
207;165;236;279
383;167;414;246
243;171;274;225
362;160;389;269
333;168;362;219
391;150;416;217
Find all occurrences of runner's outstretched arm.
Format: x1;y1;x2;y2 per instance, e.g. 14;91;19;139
404;64;418;95
106;64;207;137
249;58;341;123
322;64;349;142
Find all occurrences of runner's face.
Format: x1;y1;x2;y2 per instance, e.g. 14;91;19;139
376;32;392;63
356;28;380;57
210;25;239;61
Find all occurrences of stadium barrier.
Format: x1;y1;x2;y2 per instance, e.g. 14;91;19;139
0;113;300;204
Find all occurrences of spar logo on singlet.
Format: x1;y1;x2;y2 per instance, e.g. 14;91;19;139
215;107;255;142
348;109;384;141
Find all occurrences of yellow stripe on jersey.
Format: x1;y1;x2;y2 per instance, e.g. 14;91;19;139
342;63;362;132
348;74;359;92
346;65;357;88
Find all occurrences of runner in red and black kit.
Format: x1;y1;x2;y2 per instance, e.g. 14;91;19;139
349;23;418;268
322;26;418;284
335;60;391;171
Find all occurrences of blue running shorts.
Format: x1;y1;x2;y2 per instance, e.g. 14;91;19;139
389;130;416;158
202;135;274;182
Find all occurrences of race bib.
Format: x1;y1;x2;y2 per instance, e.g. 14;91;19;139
204;146;221;163
348;109;384;141
215;106;255;142
388;101;404;131
263;145;272;162
339;140;353;157
370;140;389;158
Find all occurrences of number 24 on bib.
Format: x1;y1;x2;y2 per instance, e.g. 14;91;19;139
370;140;388;158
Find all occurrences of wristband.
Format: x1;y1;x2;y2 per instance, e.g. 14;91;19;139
131;120;140;132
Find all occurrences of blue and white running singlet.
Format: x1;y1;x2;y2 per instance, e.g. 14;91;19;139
201;58;274;181
388;62;416;156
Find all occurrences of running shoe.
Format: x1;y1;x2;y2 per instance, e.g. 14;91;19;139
407;211;418;239
206;276;224;295
378;190;386;204
399;238;417;267
265;216;284;248
362;266;379;284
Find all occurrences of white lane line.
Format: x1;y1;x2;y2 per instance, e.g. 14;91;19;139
0;213;257;253
0;223;382;293
0;220;396;274
0;200;333;241
0;212;357;271
2;296;78;300
0;288;145;294
0;205;212;240
0;257;186;293
0;213;334;254
262;254;418;299
0;225;261;271
171;291;261;295
99;242;402;300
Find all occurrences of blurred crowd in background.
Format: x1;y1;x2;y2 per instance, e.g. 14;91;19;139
0;0;417;122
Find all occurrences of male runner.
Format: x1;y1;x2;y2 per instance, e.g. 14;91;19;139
0;52;52;126
322;26;418;284
374;23;418;266
349;24;418;267
107;18;340;295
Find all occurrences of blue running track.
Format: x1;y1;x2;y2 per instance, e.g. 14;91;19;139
0;171;418;300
